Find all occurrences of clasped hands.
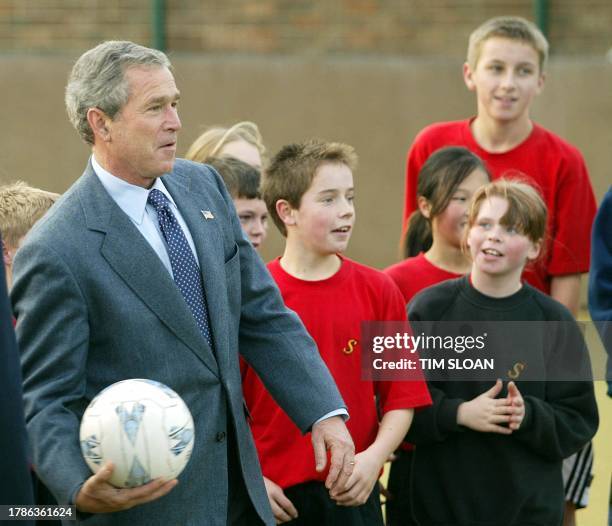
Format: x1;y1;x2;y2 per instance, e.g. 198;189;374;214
457;379;525;434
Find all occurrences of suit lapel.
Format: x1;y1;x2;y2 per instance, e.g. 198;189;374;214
77;165;220;377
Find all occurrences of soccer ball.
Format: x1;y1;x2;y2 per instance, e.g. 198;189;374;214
80;379;195;488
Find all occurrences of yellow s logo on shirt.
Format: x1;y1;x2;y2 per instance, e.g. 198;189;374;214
508;362;526;380
342;339;358;355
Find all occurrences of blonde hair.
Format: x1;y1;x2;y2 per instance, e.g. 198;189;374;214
0;181;60;249
184;121;265;164
263;139;357;237
467;179;547;246
467;16;549;72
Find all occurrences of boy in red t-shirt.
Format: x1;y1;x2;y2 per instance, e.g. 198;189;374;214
242;140;431;524
402;16;596;316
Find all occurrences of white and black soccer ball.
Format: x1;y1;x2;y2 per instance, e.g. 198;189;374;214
80;379;195;488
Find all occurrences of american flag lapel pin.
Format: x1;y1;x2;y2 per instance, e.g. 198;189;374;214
201;210;215;220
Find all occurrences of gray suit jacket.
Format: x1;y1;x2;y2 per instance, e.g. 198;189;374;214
11;159;345;525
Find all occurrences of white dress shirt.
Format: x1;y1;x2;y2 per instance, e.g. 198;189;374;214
92;155;199;277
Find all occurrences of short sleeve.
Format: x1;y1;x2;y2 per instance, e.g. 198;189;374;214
375;277;432;412
546;150;596;276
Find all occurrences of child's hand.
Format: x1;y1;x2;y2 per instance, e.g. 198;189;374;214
330;449;382;506
457;379;514;434
263;476;298;524
506;381;525;431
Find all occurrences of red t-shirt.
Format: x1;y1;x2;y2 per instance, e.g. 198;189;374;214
384;253;460;451
402;119;597;293
384;252;461;304
241;256;432;489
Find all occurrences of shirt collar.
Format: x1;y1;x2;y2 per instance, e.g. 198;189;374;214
91;155;177;224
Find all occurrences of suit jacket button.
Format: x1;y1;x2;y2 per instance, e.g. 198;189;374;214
216;431;226;442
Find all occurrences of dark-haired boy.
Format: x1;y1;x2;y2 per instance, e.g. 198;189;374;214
207;156;268;251
242;140;431;524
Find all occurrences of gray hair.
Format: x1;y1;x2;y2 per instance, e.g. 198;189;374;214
65;41;171;145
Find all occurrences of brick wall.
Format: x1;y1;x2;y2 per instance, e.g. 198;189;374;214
0;1;610;56
0;0;152;52
166;0;535;56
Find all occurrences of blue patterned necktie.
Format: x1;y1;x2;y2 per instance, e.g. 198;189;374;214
147;189;214;349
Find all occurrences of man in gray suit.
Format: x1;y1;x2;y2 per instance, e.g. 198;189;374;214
11;41;354;525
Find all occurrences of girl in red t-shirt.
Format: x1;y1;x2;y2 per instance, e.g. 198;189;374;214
385;146;491;304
